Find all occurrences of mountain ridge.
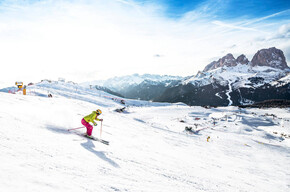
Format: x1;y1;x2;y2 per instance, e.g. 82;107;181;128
82;47;289;106
203;47;288;72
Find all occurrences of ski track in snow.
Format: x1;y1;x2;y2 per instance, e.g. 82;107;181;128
0;82;290;192
225;80;233;106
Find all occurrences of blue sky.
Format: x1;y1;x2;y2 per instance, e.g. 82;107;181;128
0;0;289;83
130;0;290;19
158;0;290;19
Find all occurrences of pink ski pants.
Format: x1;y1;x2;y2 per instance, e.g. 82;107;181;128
81;118;93;136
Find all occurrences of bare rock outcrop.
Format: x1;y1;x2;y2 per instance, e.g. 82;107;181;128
251;47;288;70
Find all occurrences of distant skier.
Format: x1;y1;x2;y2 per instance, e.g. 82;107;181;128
81;109;103;137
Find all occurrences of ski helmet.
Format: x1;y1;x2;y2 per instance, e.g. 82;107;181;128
96;109;102;115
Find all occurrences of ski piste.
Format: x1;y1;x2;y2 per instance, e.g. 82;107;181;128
68;130;109;145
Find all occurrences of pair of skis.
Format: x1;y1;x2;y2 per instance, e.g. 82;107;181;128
68;127;109;145
83;134;109;145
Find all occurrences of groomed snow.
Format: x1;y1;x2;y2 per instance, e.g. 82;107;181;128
0;81;289;192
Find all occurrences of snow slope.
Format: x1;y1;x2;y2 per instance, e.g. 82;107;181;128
0;81;289;192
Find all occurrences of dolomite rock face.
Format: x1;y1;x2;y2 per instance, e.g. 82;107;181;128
203;53;238;72
236;54;249;65
251;47;288;70
203;47;289;72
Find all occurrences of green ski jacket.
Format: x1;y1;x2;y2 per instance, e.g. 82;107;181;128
84;111;100;125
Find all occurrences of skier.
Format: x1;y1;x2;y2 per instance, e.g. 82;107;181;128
81;109;103;138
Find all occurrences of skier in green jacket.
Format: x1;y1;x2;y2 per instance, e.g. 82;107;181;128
81;109;103;137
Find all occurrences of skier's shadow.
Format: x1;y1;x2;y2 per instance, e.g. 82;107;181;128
45;125;119;168
80;140;120;168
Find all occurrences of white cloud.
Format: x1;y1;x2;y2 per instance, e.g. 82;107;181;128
241;9;290;26
212;20;263;32
0;0;288;84
277;24;290;38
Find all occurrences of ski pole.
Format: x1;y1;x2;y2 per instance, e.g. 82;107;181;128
68;126;85;131
100;121;103;138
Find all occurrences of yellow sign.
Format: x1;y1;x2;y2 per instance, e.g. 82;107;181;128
15;82;23;89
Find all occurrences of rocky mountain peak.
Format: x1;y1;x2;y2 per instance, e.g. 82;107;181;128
236;54;249;65
221;53;237;66
203;53;237;72
251;47;288;70
203;47;288;72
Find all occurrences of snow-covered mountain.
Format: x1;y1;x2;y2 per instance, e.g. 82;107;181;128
82;73;183;91
1;80;289;192
82;47;289;106
155;47;290;106
183;63;288;89
82;74;183;101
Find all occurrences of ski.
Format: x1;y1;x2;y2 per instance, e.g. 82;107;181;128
68;130;109;145
84;134;109;145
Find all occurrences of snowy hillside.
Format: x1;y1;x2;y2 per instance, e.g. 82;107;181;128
271;73;290;87
183;64;289;89
157;63;290;106
0;81;290;192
